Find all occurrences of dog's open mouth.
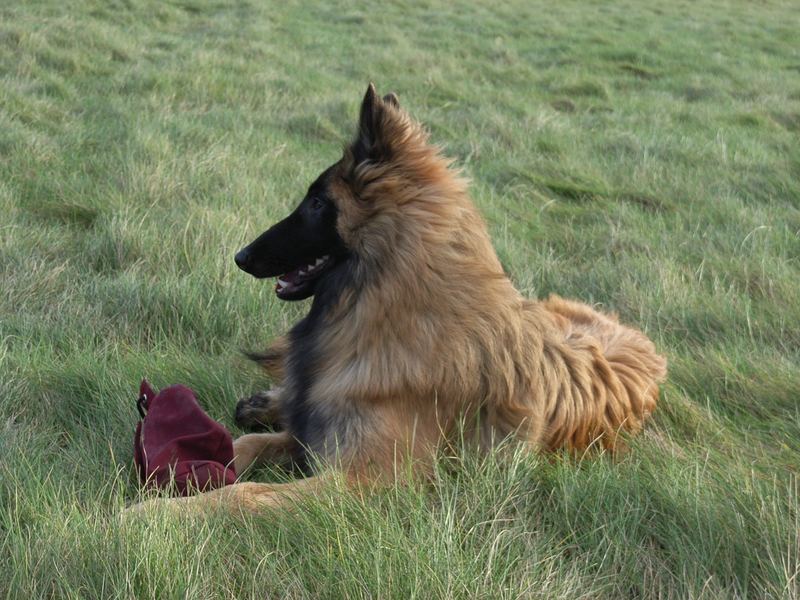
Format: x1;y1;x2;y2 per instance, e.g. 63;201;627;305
274;255;332;300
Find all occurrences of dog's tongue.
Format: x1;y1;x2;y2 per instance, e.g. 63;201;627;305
282;269;301;284
276;268;303;295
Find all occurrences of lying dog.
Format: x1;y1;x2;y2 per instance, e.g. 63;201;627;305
134;84;666;513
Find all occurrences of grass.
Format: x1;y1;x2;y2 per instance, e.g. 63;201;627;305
1;0;799;597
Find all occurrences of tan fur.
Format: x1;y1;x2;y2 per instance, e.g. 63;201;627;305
312;90;666;459
232;431;298;473
129;85;666;515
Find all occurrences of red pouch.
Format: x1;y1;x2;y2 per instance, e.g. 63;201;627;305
133;379;236;496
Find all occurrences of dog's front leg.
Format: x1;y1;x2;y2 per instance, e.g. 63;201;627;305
233;430;300;473
127;475;331;516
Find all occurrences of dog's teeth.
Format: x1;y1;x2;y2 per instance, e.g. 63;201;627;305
277;278;288;288
315;258;325;266
299;270;307;276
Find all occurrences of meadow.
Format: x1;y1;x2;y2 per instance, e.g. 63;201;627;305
1;0;799;597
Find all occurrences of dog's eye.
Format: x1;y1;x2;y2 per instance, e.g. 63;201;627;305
311;197;326;211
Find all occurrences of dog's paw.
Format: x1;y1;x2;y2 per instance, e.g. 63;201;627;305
234;388;282;430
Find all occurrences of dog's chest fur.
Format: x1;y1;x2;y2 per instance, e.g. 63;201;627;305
282;263;368;462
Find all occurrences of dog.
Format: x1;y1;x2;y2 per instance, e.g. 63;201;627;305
133;84;666;514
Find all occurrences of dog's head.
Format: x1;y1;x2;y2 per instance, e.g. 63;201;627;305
233;156;350;300
235;83;459;301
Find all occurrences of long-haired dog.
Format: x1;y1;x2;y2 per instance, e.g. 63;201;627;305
133;84;666;513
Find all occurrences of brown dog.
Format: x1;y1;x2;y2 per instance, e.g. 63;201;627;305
133;84;666;514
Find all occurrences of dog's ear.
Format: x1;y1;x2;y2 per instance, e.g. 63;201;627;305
358;83;380;144
382;92;400;109
353;83;393;165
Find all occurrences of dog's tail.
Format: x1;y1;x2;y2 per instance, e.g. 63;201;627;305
542;295;667;450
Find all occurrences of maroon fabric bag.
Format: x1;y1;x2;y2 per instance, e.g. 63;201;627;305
134;380;236;496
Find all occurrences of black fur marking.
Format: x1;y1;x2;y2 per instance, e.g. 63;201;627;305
234;164;347;289
285;258;358;459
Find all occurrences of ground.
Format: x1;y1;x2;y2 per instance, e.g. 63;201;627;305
1;0;799;597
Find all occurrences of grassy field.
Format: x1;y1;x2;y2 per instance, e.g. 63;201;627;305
1;0;799;597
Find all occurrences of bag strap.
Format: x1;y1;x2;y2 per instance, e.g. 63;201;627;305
137;379;157;418
136;392;148;419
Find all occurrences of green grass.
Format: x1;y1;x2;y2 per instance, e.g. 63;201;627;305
1;0;799;597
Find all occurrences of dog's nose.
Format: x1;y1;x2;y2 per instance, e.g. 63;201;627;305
234;249;250;270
